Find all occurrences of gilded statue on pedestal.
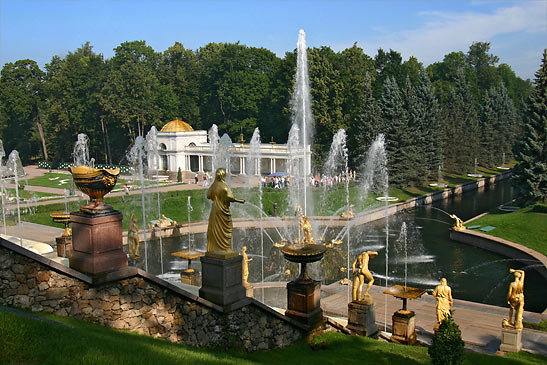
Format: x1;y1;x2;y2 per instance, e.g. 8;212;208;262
206;168;245;256
295;206;313;245
352;251;378;303
503;269;525;330
449;214;465;231
128;212;140;259
433;278;453;325
241;246;253;287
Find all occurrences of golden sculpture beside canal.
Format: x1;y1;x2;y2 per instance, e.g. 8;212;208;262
433;278;453;326
206;168;245;257
352;251;378;303
449;214;465;231
503;268;525;330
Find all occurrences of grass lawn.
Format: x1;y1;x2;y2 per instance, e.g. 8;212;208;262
24;172;132;190
5;188;61;198
468;205;547;256
0;309;543;365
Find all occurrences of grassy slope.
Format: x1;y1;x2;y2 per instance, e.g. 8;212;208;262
469;206;547;256
0;310;543;365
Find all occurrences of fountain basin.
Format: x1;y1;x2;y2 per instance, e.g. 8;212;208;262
281;243;327;264
376;196;399;202
429;183;448;188
467;173;483;178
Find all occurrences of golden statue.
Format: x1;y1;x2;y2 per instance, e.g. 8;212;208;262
449;214;465;231
503;269;525;330
241;246;253;287
158;214;176;228
128;212;140;259
295;206;313;245
341;204;355;219
206;168;245;257
433;278;453;325
352;251;378;303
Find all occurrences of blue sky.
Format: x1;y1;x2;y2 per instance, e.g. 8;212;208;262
1;0;545;79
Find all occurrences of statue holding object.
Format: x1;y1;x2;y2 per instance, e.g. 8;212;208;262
432;278;453;328
206;168;245;256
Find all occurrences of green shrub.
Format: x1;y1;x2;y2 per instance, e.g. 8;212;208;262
428;312;465;365
531;203;547;213
177;167;182;183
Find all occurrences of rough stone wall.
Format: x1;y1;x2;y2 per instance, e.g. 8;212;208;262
0;246;303;351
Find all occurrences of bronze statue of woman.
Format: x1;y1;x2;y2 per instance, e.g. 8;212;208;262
206;168;245;255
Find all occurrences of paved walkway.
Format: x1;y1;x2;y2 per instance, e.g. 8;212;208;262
318;282;547;356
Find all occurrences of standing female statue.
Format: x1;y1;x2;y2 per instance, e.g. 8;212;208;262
503;268;525;330
206;168;245;255
433;278;453;325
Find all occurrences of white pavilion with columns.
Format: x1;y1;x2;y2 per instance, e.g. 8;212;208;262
155;119;311;176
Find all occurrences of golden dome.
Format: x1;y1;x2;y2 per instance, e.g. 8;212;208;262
160;119;194;132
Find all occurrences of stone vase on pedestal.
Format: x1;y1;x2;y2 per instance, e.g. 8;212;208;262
69;211;127;275
347;300;377;337
199;254;246;308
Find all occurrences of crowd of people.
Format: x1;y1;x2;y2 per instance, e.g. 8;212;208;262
260;170;357;189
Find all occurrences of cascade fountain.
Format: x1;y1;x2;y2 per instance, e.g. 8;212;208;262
208;124;220;176
6;150;25;246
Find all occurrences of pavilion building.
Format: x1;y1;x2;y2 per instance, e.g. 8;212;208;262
155;119;311;177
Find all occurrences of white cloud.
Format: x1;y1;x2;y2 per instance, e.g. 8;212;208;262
361;2;546;78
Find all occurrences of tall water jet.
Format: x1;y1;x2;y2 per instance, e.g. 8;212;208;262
208;125;220;175
127;137;149;272
146;126;164;275
73;133;90;167
323;129;350;297
217;133;233;184
6;151;24;246
290;29;313;216
187;196;193;250
397;222;408;289
247;128;265;297
0;140;6;234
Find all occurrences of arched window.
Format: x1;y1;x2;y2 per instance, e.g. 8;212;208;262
188;142;196;147
159;143;167;151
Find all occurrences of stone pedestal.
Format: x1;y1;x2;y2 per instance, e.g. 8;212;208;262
69;211;127;275
500;327;522;352
347;301;378;337
244;283;254;297
56;236;72;258
199;255;246;307
285;278;322;327
391;310;417;345
180;269;200;286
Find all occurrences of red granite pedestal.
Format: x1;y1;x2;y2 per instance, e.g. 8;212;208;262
285;278;322;327
69;211;127;275
56;236;72;258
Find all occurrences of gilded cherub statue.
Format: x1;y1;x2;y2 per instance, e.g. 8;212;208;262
206;168;245;256
503;269;525;330
295;205;313;245
352;251;378;303
433;278;453;326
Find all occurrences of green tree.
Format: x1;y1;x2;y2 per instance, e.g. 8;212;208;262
379;76;414;186
442;70;480;173
42;43;107;163
308;46;344;167
466;42;500;93
0;60;46;163
512;50;547;205
100;41;171;161
198;43;280;140
160;42;201;127
373;48;403;98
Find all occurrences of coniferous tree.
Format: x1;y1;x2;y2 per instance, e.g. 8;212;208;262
442;70;480;173
380;76;413;186
513;50;547;205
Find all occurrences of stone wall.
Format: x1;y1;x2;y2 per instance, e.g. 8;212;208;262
0;241;304;351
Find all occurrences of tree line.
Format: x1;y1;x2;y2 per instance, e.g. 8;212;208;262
0;40;534;188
